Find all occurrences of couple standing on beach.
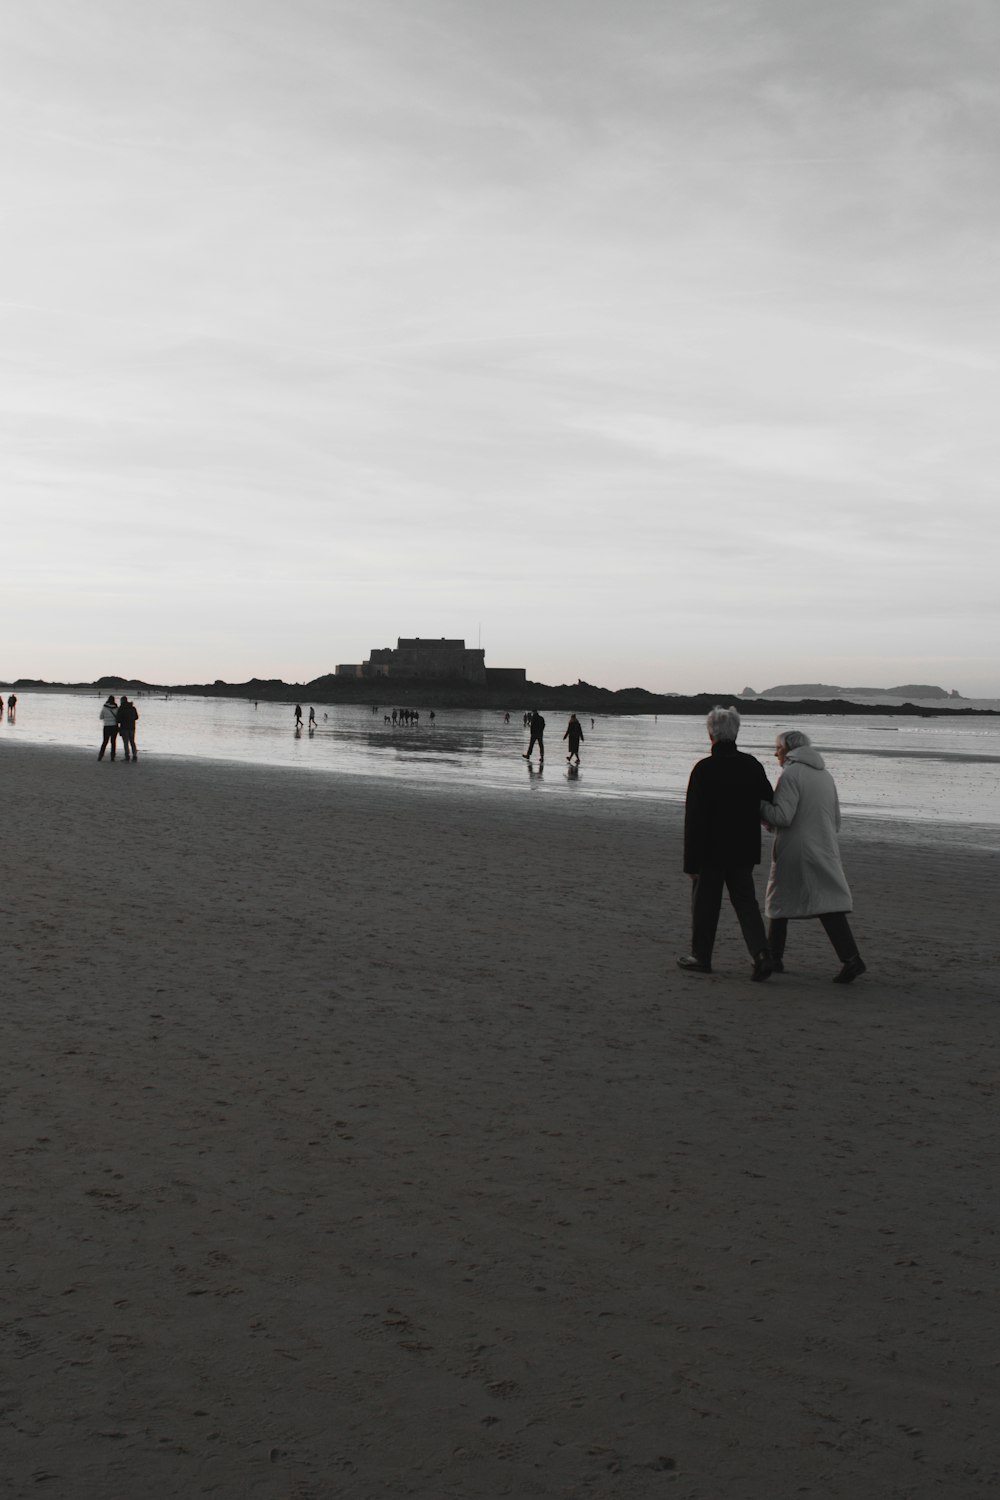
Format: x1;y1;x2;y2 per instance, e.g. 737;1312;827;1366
678;705;866;984
98;694;139;761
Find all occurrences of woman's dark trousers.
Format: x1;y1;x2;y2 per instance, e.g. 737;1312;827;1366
768;913;859;964
98;726;118;760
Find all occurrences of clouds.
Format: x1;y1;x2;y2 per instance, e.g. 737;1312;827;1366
0;0;997;693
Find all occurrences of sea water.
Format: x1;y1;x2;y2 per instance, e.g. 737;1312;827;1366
4;691;1000;841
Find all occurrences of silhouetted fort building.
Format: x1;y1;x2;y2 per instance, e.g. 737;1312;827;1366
336;637;526;689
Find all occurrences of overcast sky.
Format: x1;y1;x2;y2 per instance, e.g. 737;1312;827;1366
2;0;997;695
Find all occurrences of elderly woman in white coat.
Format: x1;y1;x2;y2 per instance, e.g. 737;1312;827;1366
760;730;866;983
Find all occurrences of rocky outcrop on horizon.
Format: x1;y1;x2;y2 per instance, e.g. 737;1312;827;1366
758;683;959;700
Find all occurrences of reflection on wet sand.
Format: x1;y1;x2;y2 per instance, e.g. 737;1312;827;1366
353;725;487;761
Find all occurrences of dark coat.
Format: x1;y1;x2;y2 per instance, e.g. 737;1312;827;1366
683;740;773;873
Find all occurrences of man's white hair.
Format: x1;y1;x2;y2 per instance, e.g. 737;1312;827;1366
706;705;741;742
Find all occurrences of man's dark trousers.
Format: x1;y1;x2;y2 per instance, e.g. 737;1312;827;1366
691;862;768;964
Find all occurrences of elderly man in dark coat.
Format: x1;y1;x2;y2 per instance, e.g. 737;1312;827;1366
678;705;774;981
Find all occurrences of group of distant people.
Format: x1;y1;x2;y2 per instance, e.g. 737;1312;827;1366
98;694;139;761
294;704;439;731
678;705;865;985
0;693;16;721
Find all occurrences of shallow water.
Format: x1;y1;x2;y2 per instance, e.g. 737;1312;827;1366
3;691;1000;838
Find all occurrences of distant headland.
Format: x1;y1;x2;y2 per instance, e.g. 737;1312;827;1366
6;636;996;717
748;683;961;701
4;677;996;719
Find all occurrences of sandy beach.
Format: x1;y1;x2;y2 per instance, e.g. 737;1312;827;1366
2;741;998;1500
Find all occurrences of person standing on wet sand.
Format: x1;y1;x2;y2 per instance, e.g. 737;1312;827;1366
563;713;584;764
98;695;120;760
117;695;139;761
523;709;545;763
677;705;774;982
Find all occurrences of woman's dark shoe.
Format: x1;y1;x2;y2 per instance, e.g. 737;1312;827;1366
772;959;784;974
677;955;712;974
751;951;773;982
833;955;867;984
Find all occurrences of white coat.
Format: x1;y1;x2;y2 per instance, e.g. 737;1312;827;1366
760;746;852;918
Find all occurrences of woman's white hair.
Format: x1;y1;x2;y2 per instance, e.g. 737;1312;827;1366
776;728;812;752
706;705;741;742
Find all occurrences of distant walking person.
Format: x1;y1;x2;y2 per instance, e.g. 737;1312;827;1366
678;706;773;981
294;703;303;728
761;730;866;983
117;695;139;761
523;709;545;763
308;707;317;729
0;694;4;718
563;713;584;764
98;695;120;760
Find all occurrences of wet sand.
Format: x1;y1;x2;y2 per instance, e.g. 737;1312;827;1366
2;742;998;1499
